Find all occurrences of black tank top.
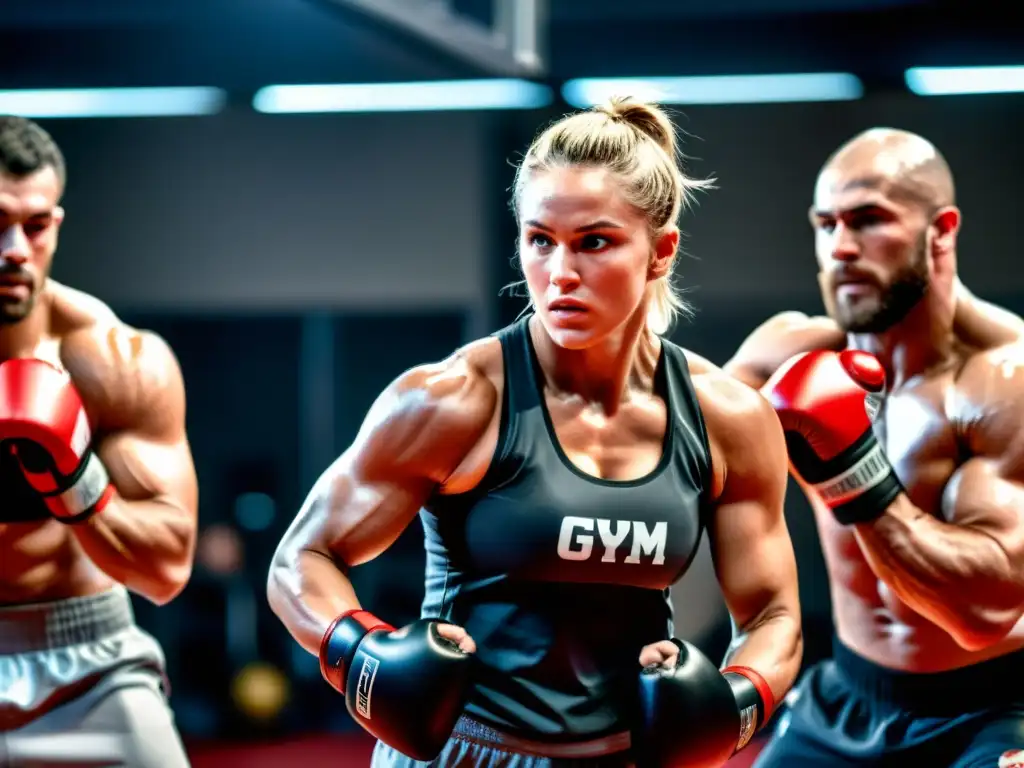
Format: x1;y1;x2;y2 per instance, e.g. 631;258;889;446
0;444;51;523
419;316;714;739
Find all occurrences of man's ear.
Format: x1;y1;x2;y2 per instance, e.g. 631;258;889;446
930;206;960;258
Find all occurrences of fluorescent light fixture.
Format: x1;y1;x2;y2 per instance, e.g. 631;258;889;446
252;79;553;114
0;87;227;118
562;73;864;107
905;66;1024;96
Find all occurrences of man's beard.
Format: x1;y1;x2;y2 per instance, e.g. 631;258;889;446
0;265;39;325
831;239;929;334
0;293;37;325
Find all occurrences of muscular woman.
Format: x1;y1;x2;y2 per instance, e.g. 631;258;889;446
270;99;803;767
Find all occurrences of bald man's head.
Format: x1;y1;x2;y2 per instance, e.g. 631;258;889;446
811;128;962;334
817;127;955;210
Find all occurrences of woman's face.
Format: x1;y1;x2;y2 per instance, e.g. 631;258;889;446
518;165;670;349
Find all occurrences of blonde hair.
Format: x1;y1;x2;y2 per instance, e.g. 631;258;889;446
511;96;713;335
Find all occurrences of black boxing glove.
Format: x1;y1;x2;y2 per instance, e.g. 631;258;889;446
319;610;472;760
635;639;775;768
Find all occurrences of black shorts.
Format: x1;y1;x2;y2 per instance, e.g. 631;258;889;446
754;638;1024;768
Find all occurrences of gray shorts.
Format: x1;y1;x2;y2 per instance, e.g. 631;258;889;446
370;716;634;768
0;586;191;768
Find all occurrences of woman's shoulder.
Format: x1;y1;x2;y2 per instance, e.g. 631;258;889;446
452;333;505;390
673;344;778;439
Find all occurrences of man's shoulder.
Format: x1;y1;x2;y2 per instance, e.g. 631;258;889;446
48;281;172;367
725;312;844;389
46;280;119;333
47;285;181;426
949;343;1024;455
955;342;1024;398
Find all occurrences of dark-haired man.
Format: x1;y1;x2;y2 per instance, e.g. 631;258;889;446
0;115;196;766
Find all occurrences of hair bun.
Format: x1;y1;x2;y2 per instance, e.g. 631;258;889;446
595;96;677;158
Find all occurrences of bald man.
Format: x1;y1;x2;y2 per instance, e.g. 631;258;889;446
725;128;1024;766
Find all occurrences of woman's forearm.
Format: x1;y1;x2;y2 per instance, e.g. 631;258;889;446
723;611;803;708
267;546;361;656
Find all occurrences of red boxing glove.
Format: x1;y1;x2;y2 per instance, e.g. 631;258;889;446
0;358;114;522
762;349;903;525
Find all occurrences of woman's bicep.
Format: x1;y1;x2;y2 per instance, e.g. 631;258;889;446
281;355;497;568
704;382;799;629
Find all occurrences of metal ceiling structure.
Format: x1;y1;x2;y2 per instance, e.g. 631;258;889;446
323;0;547;78
0;0;1017;92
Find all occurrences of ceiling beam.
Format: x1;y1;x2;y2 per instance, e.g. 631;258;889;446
324;0;547;78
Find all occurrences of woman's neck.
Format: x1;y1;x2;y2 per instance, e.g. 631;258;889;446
529;311;660;415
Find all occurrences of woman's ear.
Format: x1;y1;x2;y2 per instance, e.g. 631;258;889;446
649;227;679;281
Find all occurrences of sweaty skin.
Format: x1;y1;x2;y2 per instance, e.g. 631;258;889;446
0;281;198;606
725;282;1024;393
725;128;1024;673
731;323;1024;672
269;316;802;704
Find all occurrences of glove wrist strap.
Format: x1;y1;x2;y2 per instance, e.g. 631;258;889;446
802;431;904;526
45;453;114;523
812;439;891;506
722;665;774;752
319;610;393;695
